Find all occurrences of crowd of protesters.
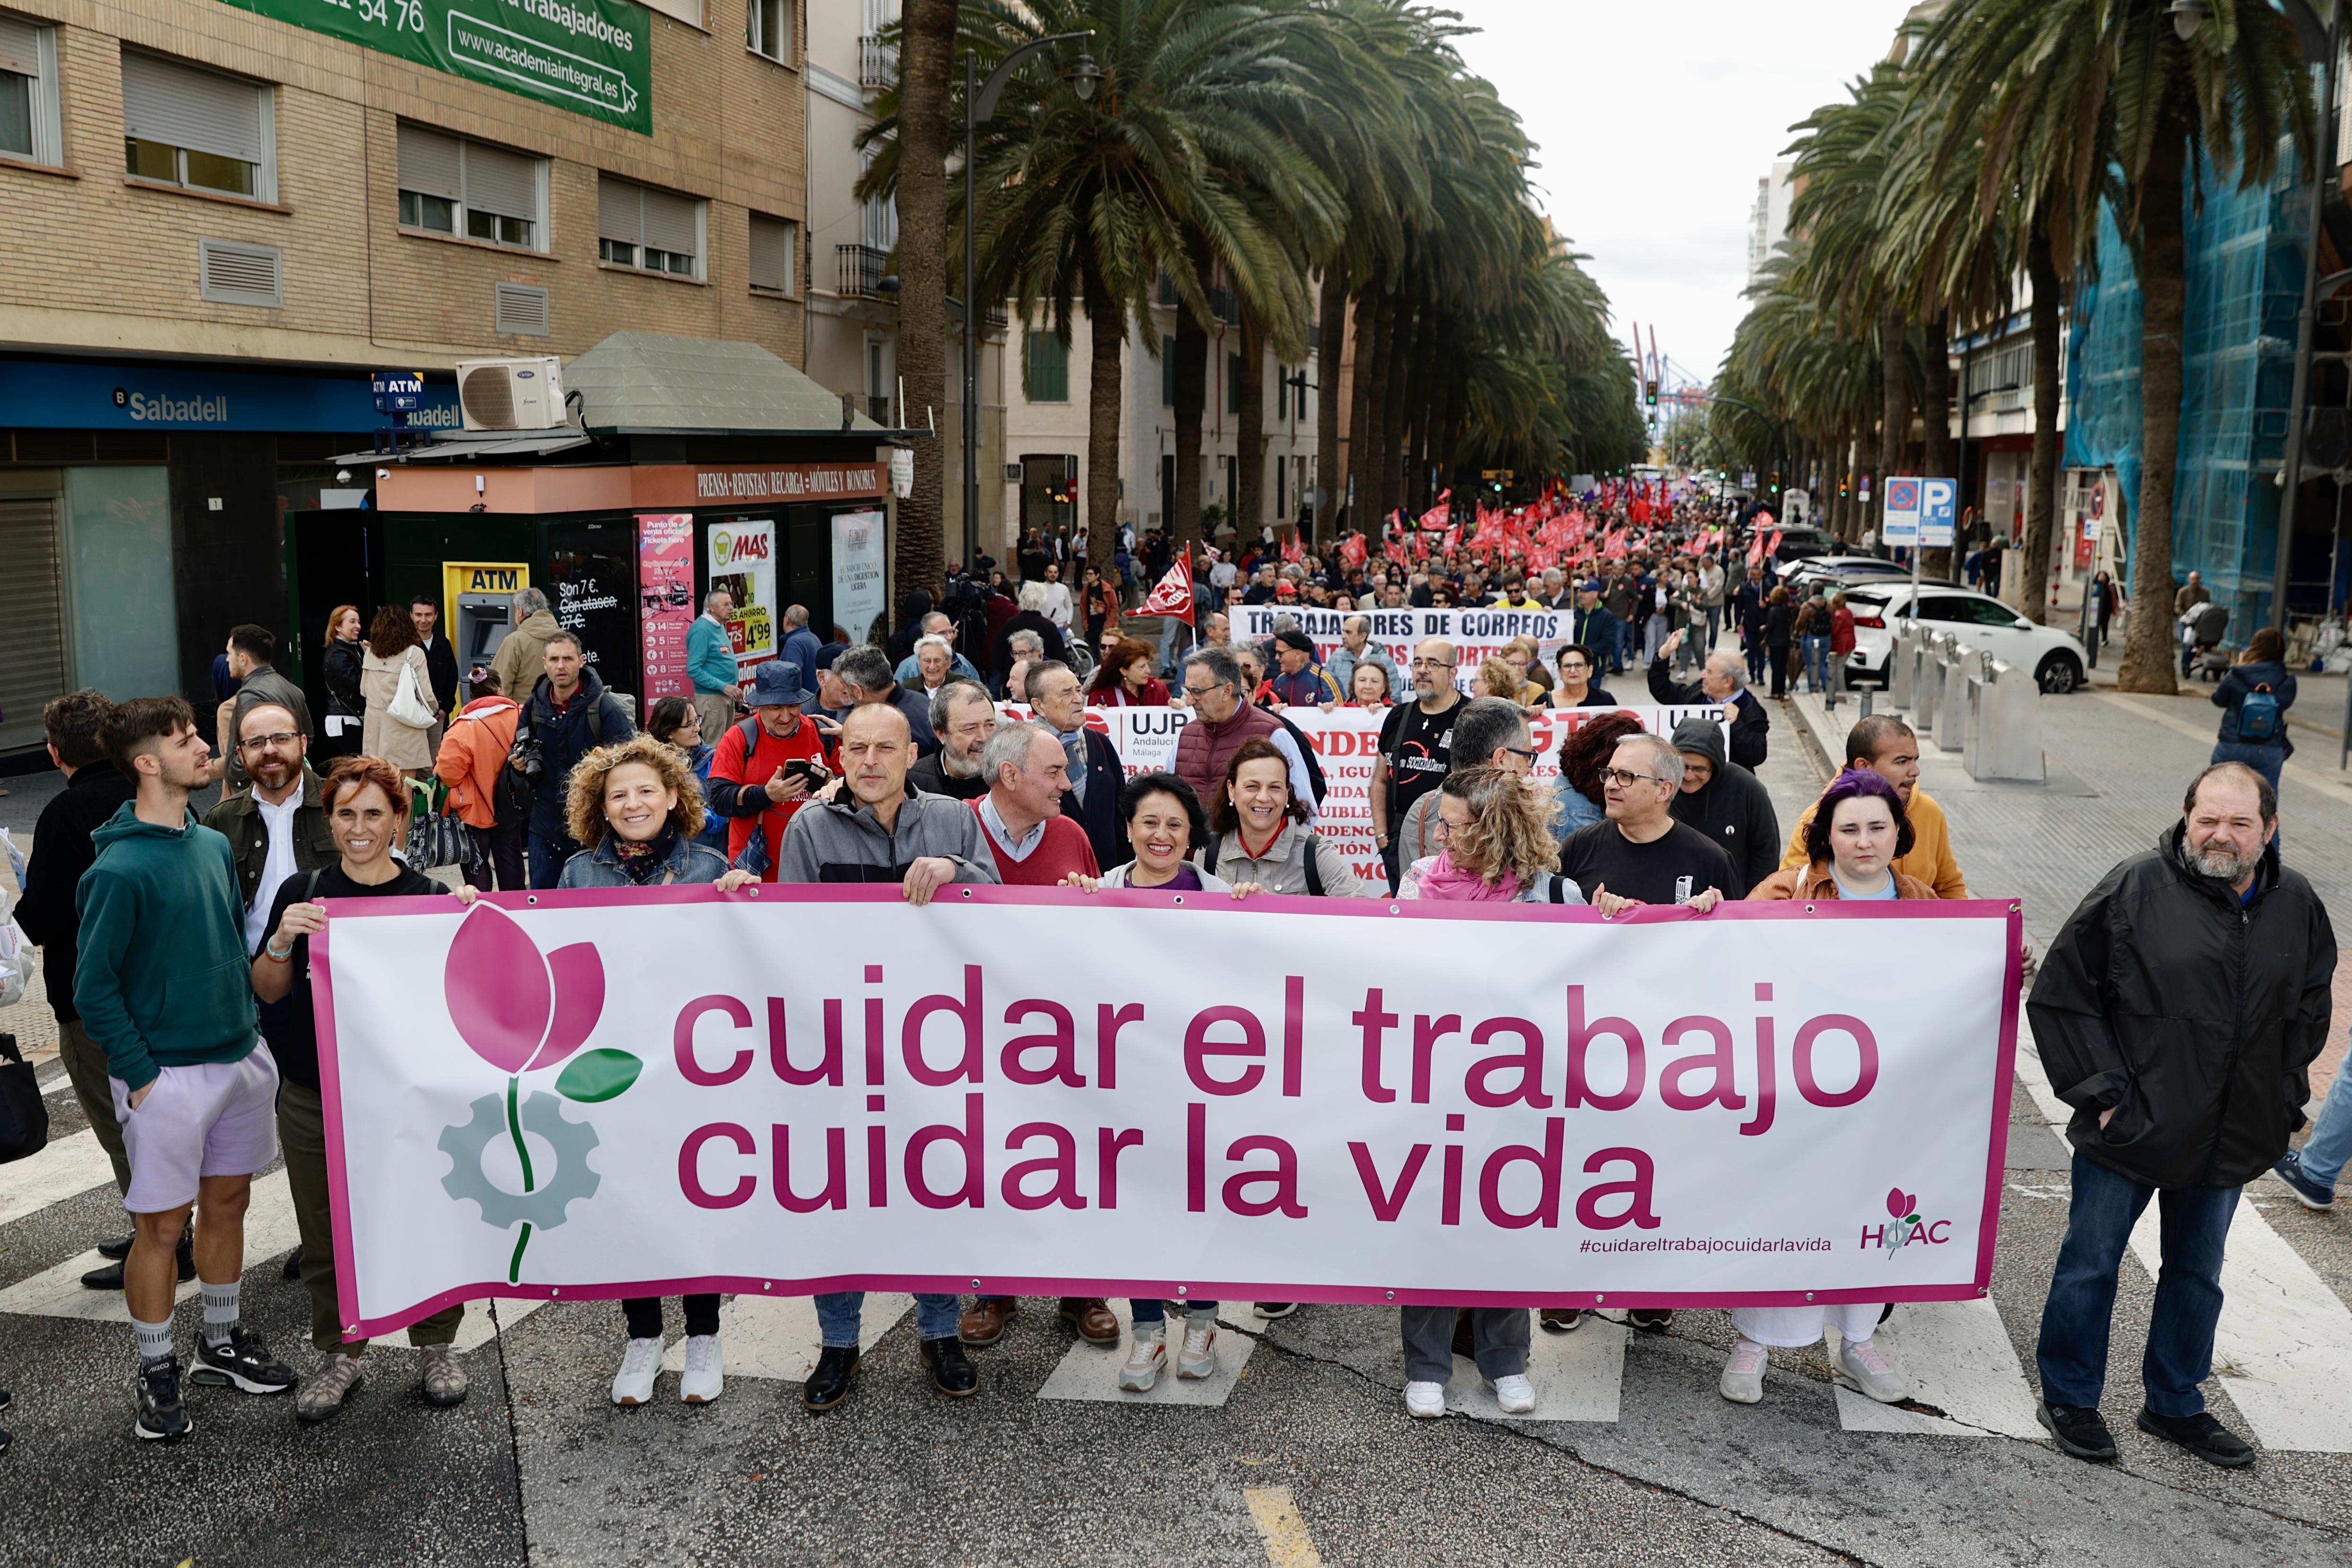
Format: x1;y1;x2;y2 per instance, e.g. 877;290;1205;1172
4;483;2335;1478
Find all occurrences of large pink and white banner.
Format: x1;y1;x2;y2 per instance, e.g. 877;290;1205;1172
317;890;2021;1338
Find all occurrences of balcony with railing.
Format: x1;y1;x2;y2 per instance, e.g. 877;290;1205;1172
837;243;891;299
859;35;897;89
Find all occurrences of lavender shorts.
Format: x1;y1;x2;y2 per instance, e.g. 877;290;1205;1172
108;1043;280;1215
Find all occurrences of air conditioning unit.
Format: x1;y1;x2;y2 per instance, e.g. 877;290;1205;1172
455;356;565;431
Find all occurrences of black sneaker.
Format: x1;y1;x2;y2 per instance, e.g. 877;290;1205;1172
1253;1303;1297;1320
802;1345;860;1412
2037;1400;2118;1462
2273;1152;2336;1212
2138;1406;2255;1468
190;1326;295;1395
918;1336;979;1398
97;1233;135;1261
1627;1309;1673;1333
282;1247;303;1282
134;1356;193;1442
1539;1307;1585;1333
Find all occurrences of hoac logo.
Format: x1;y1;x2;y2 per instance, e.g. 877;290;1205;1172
439;905;644;1281
1862;1186;1951;1255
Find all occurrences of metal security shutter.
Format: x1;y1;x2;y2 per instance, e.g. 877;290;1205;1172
199;238;282;306
642;186;699;258
396;122;461;199
122;50;264;163
0;14;41;78
464;141;537;223
0;495;67;752
597;175;642;246
748;214;788;291
493;282;550;336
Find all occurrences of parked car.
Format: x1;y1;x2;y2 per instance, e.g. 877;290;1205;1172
1778;555;1912;592
1768;525;1835;564
1841;582;2088;694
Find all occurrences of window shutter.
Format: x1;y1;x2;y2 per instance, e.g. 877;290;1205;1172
123;51;264;164
597;175;643;245
463;141;537;222
749;215;787;291
493;282;550;336
198;238;282;307
641;186;699;257
0;14;41;78
395;122;461;200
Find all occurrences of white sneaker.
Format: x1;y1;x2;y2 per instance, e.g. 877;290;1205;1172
1177;1323;1218;1380
1403;1380;1447;1418
1838;1335;1912;1404
679;1334;723;1404
1719;1338;1767;1404
610;1336;662;1406
1118;1330;1166;1392
1491;1373;1536;1415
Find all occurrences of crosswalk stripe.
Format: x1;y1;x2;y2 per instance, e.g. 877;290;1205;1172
1446;1314;1628;1422
2128;1198;2352;1452
1036;1300;1260;1406
1244;1486;1324;1568
0;1128;118;1227
1829;1299;2043;1438
658;1292;911;1382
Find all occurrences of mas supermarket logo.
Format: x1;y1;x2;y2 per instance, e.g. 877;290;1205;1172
1861;1186;1952;1255
438;905;643;1281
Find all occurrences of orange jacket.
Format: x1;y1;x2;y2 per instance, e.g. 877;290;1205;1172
1747;861;1938;902
435;696;520;828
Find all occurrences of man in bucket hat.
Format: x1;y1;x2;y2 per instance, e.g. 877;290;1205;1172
704;660;837;881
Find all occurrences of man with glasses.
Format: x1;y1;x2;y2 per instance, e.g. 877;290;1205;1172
1371;639;1467;892
1173;645;1312;821
1391;698;1538;872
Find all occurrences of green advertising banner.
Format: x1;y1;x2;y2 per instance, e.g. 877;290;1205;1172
217;0;653;133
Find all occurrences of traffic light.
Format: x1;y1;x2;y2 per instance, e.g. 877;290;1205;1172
1644;379;1659;408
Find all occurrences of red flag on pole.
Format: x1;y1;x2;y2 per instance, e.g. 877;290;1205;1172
1138;546;1196;625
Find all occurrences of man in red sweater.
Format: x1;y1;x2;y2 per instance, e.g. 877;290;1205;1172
705;660;837;880
971;721;1099;887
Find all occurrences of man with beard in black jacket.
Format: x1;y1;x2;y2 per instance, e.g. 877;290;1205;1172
2028;762;2335;1471
1665;718;1779;898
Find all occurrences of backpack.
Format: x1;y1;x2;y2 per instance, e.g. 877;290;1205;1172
2237;683;2282;744
1205;829;1327;897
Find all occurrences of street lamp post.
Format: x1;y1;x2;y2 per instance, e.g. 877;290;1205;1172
961;32;1098;578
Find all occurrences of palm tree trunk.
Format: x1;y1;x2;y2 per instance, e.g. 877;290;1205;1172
1406;313;1440;512
1236;311;1268;540
1172;298;1208;549
1357;290;1395;522
1880;309;1914;561
2021;220;2063;625
1922;314;1952;481
1346;285;1382;528
1314;270;1347;537
890;0;957;607
1084;291;1125;573
1377;299;1419;522
2117;130;2187;696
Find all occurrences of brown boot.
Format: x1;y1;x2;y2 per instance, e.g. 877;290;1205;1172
958;1297;1015;1346
1060;1297;1119;1345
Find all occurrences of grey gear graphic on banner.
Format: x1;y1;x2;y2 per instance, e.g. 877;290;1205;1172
438;1091;602;1231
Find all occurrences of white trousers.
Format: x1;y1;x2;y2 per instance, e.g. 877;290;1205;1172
1730;1302;1882;1348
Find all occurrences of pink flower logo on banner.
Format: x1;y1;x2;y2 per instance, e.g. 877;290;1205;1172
439;904;641;1283
1880;1187;1922;1255
1885;1187;1916;1222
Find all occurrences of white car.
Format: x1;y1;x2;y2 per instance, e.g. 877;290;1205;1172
1840;582;2088;694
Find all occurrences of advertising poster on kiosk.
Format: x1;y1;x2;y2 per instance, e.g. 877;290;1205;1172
706;519;776;679
636;515;695;702
831;508;886;643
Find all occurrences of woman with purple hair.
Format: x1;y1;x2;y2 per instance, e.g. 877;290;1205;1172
1716;769;1933;1407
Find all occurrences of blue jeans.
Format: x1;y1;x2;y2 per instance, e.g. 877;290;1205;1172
1130;1298;1219;1324
2295;1055;2352;1187
2210;740;2285;798
814;1291;961;1348
1743;632;1767;685
2035;1152;2239;1417
527;831;578;890
1802;635;1830;693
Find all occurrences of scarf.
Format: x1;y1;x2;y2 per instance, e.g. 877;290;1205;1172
612;821;682;884
1416;849;1521;903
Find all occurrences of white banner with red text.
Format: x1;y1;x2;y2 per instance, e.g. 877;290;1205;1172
1231;605;1591;689
317;890;2021;1337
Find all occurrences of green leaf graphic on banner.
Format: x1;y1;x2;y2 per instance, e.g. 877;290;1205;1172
212;0;652;134
556;1048;643;1103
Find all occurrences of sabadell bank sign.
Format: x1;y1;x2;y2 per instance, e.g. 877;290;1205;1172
0;358;464;432
112;383;462;428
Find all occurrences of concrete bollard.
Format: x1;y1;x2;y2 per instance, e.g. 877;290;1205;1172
1937;636;1971;753
1916;633;1948;737
1965;657;2046;783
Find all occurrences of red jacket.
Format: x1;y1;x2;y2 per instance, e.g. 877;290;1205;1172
1089;677;1169;707
707;715;835;880
1831;605;1857;656
434;696;520;828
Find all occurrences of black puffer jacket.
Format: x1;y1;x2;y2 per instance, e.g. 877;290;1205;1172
2028;823;2336;1188
1665;718;1780;898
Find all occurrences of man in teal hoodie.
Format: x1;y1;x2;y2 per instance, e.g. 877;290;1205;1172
76;696;293;1441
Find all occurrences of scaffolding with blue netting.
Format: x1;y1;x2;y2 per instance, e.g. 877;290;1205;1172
2064;145;2305;642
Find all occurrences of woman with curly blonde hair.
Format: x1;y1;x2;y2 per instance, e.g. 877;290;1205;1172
555;734;752;1408
1398;765;1580;905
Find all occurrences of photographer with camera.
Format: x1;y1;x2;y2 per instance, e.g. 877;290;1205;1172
704;660;838;884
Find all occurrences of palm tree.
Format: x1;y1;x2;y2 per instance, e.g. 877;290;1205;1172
1919;0;2315;692
884;0;959;610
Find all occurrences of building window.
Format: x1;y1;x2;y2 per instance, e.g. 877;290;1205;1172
0;11;60;165
749;213;798;295
599;174;704;278
121;49;273;200
1025;329;1069;403
748;0;791;63
397;123;546;251
1276;362;1287;420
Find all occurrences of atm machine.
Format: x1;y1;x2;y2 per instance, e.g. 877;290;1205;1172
442;562;530;694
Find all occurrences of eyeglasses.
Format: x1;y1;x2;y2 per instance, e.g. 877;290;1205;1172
239;731;302;751
1409;658;1456;671
1598;767;1667;789
1181;684;1223;699
1504;746;1539;761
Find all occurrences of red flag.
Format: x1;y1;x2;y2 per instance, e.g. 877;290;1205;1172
1338;531;1368;568
1280;532;1304;564
1138;546;1195;625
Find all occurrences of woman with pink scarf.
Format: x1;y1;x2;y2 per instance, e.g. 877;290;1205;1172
1396;765;1584;907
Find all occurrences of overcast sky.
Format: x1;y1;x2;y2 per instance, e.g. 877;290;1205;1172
1448;0;1917;385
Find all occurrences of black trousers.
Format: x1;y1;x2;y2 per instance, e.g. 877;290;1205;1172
623;1295;721;1339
